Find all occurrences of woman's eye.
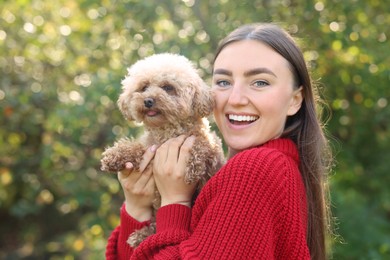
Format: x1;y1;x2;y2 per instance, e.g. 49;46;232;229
216;80;231;87
253;80;269;88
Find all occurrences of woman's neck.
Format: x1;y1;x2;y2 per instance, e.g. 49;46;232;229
227;148;239;159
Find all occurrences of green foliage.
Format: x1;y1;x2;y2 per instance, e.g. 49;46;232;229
0;0;389;258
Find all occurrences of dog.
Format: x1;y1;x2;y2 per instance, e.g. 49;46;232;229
100;53;224;247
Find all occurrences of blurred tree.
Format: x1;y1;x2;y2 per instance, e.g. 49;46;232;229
0;0;389;259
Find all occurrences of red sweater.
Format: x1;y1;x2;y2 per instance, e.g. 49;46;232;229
106;138;310;259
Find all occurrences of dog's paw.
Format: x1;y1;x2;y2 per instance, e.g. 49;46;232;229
100;147;126;172
100;139;146;173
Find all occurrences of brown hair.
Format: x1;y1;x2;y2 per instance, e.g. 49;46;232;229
214;23;332;260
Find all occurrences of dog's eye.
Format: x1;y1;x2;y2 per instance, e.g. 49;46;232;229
162;85;175;93
141;85;148;92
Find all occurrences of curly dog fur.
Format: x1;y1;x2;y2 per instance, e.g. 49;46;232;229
101;53;224;248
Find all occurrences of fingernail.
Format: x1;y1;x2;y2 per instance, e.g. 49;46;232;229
125;162;133;169
188;135;196;144
150;145;157;152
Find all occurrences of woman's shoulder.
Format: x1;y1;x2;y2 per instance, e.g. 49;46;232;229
230;138;299;168
204;138;302;202
211;139;299;190
206;138;301;193
197;139;303;215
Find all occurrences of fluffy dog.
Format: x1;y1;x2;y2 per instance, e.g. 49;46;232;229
100;53;224;247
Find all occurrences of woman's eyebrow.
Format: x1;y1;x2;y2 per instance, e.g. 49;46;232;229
244;68;277;78
213;68;232;76
213;68;277;78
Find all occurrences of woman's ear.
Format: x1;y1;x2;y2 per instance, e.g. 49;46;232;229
287;86;303;116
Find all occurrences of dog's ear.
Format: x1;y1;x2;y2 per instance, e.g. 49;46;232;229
117;89;133;121
193;82;214;118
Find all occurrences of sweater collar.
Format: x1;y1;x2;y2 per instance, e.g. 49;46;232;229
261;138;300;164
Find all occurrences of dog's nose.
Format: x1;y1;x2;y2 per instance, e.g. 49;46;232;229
144;98;154;108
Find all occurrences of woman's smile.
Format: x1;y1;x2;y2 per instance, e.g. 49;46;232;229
227;114;259;126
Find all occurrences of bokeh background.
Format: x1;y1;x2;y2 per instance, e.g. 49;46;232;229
0;0;389;259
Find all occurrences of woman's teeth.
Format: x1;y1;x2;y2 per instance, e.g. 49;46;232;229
228;114;258;124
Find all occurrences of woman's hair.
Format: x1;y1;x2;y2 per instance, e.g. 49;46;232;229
214;23;332;260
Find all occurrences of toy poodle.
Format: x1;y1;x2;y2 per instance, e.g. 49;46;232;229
100;53;224;248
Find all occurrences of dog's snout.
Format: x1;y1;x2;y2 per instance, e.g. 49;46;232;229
144;98;154;108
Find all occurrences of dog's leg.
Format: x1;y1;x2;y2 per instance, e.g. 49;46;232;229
127;220;156;248
101;138;145;172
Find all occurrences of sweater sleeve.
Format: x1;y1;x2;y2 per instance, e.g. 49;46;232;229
105;203;151;260
132;204;192;259
129;146;310;259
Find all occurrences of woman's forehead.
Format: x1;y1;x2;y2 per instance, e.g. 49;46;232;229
214;40;292;77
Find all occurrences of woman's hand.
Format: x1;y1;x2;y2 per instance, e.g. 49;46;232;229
118;145;157;222
153;135;198;207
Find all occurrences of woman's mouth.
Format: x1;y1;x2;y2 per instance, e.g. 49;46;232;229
227;114;259;125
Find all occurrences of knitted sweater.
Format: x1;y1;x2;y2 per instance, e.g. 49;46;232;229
106;138;310;259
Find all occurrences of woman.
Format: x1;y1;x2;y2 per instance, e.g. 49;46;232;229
106;23;332;259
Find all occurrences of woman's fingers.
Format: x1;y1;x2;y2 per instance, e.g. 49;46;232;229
139;145;157;172
151;135;197;207
157;135;187;163
134;165;154;192
143;167;156;193
118;162;133;180
153;135;196;178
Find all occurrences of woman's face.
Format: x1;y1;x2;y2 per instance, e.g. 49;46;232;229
212;40;303;155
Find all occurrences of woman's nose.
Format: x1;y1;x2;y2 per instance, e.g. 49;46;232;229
227;84;248;106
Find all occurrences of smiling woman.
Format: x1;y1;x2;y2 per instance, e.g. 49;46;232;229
210;23;332;260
